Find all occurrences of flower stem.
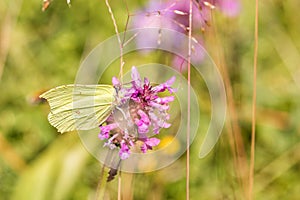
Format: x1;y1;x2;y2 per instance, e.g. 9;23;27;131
249;0;259;199
118;171;122;200
0;0;23;81
104;0;124;82
95;163;107;200
186;0;193;199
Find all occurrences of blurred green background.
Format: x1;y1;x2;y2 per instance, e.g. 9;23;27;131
1;0;300;199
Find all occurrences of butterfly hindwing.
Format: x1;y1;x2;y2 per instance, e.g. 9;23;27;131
40;84;115;133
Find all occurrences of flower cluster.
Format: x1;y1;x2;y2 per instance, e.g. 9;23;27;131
133;0;240;33
132;0;240;71
98;67;176;160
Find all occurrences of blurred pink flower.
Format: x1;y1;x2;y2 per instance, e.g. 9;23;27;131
216;0;241;17
132;0;240;32
133;0;241;71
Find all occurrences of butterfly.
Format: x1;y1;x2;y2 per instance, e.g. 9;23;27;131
40;84;116;133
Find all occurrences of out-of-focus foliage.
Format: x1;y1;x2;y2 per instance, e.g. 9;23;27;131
1;0;300;199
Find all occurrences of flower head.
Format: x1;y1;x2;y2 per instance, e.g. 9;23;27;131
99;67;175;160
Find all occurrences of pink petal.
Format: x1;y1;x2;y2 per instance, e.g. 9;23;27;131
145;138;160;147
137;110;150;124
131;66;142;88
112;77;120;86
220;0;241;17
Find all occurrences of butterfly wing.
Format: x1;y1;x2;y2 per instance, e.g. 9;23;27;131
40;84;115;133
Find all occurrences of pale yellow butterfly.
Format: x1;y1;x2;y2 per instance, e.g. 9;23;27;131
39;84;116;133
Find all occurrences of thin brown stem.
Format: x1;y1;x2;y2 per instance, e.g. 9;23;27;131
118;171;122;200
122;173;134;200
95;163;106;200
95;149;115;200
0;0;23;81
103;1;125;199
209;13;248;199
186;0;193;200
104;0;124;82
122;0;130;45
249;0;259;199
0;13;10;81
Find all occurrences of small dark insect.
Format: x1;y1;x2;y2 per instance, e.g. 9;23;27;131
107;167;118;182
107;159;121;182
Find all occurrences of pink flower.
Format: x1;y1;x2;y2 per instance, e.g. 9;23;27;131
99;123;118;140
98;67;175;160
119;141;130;160
152;75;176;93
135;110;151;135
112;77;120;86
131;0;240;71
141;138;160;153
218;0;241;17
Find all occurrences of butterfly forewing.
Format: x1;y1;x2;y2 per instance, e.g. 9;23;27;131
40;84;115;133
